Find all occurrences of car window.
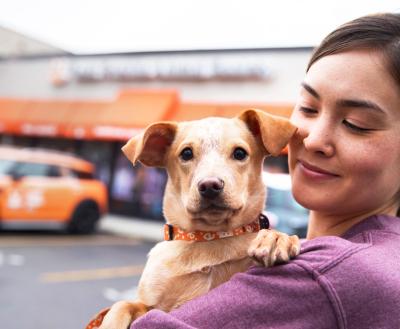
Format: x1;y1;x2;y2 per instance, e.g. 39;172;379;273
13;162;52;177
47;165;62;177
0;159;16;175
71;170;94;179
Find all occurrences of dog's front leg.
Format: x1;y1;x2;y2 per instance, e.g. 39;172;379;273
97;301;150;329
247;229;300;267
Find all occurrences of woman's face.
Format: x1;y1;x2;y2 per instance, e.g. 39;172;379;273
289;50;400;217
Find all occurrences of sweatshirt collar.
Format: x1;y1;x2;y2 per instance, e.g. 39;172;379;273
341;214;400;240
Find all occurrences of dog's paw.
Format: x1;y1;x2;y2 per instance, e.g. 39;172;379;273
95;301;148;329
97;309;131;329
247;229;300;267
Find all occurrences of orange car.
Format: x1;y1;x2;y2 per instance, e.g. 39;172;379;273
0;146;108;234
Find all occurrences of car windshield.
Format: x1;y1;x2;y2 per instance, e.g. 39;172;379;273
0;159;16;175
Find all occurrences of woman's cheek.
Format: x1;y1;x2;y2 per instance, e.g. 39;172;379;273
289;108;303;128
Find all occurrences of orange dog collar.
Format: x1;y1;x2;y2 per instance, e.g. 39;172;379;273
164;214;269;242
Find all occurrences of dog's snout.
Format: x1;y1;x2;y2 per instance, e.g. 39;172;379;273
198;177;224;199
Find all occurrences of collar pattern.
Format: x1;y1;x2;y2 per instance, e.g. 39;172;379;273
164;214;269;242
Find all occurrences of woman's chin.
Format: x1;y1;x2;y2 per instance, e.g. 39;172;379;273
292;183;334;212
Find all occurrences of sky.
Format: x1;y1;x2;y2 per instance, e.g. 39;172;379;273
0;0;399;54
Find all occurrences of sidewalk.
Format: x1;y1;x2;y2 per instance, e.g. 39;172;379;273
98;214;164;242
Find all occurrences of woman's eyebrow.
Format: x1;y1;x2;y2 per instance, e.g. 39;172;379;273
301;82;385;114
336;99;385;114
300;82;320;100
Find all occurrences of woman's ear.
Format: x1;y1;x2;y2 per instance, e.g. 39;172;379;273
122;121;178;167
237;109;297;156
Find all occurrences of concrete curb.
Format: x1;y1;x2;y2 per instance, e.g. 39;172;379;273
98;214;164;242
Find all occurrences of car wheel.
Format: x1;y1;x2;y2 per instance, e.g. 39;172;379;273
67;201;100;234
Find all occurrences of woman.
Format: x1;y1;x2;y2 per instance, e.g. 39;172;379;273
132;13;400;328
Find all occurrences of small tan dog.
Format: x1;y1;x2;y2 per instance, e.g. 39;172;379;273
93;109;300;329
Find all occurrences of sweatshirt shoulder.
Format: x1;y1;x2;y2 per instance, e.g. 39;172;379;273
294;235;372;275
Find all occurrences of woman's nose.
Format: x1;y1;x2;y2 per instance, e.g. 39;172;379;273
300;118;335;157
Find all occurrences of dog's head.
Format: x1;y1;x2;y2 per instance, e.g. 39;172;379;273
122;109;296;232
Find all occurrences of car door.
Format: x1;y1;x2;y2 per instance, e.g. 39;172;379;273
1;162;76;222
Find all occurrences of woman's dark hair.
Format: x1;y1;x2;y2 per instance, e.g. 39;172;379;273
307;13;400;90
308;13;400;216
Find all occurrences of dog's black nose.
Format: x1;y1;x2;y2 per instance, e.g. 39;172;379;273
198;177;224;199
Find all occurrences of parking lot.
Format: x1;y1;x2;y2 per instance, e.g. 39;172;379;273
0;231;154;329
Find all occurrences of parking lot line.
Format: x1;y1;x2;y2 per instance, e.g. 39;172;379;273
40;265;145;283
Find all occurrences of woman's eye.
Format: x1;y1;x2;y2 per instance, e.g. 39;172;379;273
298;106;318;115
180;147;194;161
232;147;248;161
343;120;371;133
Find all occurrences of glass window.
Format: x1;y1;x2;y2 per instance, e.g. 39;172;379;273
78;141;112;185
13;162;51;177
71;170;94;179
0;159;16;175
47;165;62;177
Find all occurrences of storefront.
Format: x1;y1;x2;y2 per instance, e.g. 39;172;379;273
0;88;293;219
0;48;311;219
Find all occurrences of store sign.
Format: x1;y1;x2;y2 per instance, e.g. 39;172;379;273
50;56;271;86
69;125;142;140
92;126;142;140
20;123;58;136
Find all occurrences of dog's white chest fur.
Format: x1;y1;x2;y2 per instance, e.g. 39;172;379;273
137;233;256;311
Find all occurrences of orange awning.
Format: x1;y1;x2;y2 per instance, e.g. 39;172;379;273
0;98;30;133
62;101;110;140
169;103;219;121
216;103;294;118
101;90;179;126
86;89;179;140
0;89;180;141
0;90;294;142
16;100;74;137
170;102;294;122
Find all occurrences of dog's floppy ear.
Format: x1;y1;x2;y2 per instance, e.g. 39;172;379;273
238;109;297;156
122;121;178;167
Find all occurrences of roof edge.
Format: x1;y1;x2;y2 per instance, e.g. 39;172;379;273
0;46;314;61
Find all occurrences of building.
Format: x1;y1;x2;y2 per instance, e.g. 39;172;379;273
0;25;67;58
0;27;313;218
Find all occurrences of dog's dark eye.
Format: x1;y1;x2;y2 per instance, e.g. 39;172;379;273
180;147;193;161
233;147;248;161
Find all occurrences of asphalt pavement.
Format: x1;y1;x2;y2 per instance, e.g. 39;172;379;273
0;232;153;329
98;214;164;242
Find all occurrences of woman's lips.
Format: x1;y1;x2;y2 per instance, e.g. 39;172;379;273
298;160;339;180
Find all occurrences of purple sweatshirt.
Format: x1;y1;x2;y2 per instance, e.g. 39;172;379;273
132;214;400;329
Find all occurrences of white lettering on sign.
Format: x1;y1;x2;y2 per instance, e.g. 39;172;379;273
50;56;271;85
21;124;58;136
93;126;143;139
73;127;86;139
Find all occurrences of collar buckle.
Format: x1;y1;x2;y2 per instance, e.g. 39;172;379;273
164;224;174;241
259;213;270;229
